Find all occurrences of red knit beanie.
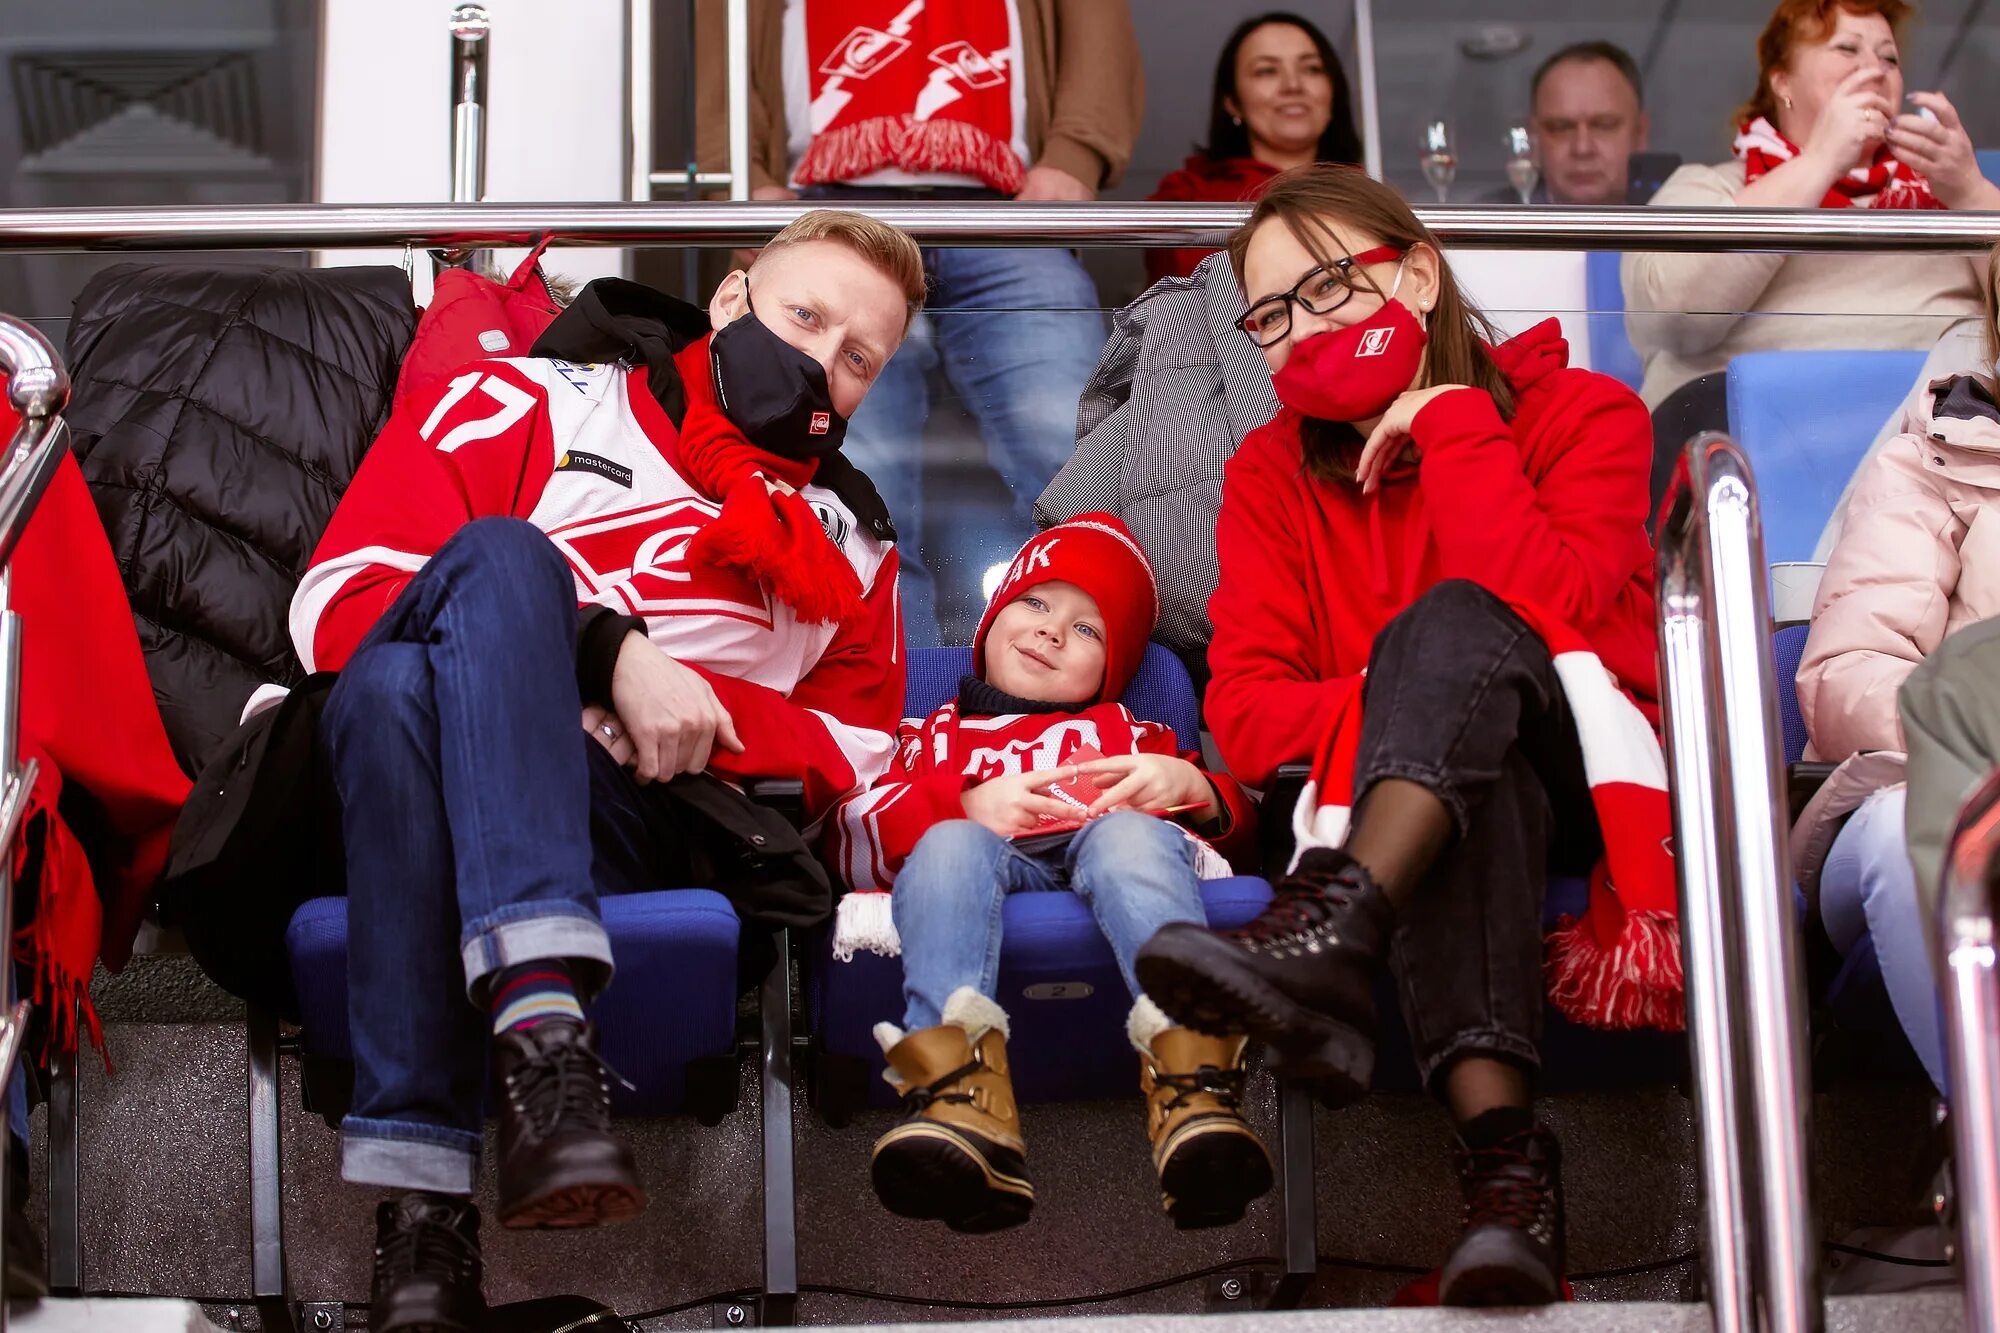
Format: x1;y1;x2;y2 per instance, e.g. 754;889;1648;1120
972;514;1159;703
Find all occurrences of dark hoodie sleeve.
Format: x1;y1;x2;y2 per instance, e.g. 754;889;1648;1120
576;604;646;708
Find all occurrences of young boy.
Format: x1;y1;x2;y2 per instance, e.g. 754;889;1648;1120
829;515;1270;1233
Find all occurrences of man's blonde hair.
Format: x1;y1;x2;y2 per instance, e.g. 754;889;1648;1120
755;209;927;330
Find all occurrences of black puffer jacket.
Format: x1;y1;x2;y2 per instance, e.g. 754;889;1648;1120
66;265;416;776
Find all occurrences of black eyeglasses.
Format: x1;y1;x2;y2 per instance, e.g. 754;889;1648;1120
1237;245;1406;348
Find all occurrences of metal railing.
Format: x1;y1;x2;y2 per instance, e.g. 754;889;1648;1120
1944;770;2000;1333
1658;435;1822;1333
448;5;490;206
3;201;2000;256
0;317;72;1332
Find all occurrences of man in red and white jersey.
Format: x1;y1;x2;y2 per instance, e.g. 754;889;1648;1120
303;210;924;1333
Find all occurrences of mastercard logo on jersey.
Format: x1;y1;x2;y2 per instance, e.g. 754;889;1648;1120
546;500;772;627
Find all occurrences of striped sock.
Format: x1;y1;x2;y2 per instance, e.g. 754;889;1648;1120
490;961;584;1035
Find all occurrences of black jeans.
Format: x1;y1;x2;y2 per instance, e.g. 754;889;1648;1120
1355;580;1601;1088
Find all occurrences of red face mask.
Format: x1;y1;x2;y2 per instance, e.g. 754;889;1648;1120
1270;271;1428;424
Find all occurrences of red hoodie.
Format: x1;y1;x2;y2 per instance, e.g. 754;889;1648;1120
1144;154;1282;286
1206;319;1659;790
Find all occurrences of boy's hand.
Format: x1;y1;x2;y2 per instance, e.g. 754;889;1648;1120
1078;754;1214;818
581;704;636;767
962;768;1082;836
610;631;746;783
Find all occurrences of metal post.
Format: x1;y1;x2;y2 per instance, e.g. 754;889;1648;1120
760;932;798;1325
0;317;69;1325
1268;1081;1318;1309
45;1047;79;1296
248;1006;296;1333
726;0;751;200
1943;773;2000;1333
1659;434;1823;1333
1353;0;1383;181
627;0;654;204
449;6;491;204
1657;585;1752;1333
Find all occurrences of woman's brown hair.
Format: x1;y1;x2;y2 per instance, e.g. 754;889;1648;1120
1983;242;2000;373
1735;0;1912;129
1227;163;1514;483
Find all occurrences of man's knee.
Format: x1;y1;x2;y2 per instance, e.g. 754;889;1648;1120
326;641;430;739
432;517;574;608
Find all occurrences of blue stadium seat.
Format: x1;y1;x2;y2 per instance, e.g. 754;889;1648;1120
1979;149;2000;186
1772;621;1811;766
1725;349;1928;563
1584;250;1645;394
806;643;1277;1109
286;887;743;1117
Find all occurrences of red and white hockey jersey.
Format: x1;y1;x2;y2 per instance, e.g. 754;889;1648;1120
292;356;903;820
828;699;1256;894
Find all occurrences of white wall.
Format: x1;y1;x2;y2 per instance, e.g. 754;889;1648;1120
316;0;631;298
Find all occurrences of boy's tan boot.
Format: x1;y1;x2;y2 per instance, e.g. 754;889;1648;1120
1132;996;1274;1229
870;987;1033;1232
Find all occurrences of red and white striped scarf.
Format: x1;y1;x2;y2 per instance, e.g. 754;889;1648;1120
1735;115;1941;210
797;0;1024;193
1291;600;1683;1032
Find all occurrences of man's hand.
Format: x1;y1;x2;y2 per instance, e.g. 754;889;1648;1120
1077;754;1213;818
609;632;746;782
961;768;1082;835
582;704;636;767
1015;166;1095;201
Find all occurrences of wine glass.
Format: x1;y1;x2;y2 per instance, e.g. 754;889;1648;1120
1504;125;1538;204
1420;120;1458;204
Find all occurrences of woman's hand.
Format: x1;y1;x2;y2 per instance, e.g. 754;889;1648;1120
1078;754;1213;818
582;704;636;768
609;632;746;782
1890;93;2000;209
1356;384;1467;495
1800;67;1896;177
961;768;1082;835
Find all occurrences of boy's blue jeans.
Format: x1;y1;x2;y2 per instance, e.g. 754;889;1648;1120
891;812;1206;1030
321;518;692;1194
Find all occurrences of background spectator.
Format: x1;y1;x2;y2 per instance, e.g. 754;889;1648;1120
697;0;1143;648
1144;11;1362;285
1623;0;1995;509
1483;40;1654;207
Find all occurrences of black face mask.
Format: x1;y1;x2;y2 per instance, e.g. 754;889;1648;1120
708;287;850;460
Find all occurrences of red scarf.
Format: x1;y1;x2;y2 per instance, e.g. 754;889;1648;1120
1735;115;1942;210
667;338;867;626
1291;599;1683;1032
796;0;1024;193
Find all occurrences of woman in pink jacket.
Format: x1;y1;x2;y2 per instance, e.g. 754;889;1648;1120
1795;251;2000;1089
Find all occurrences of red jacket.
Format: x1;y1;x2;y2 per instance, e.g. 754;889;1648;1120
828;699;1255;892
295;351;903;822
1144;154;1281;286
1207;319;1659;790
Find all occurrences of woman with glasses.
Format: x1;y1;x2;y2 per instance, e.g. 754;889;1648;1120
1134;164;1664;1307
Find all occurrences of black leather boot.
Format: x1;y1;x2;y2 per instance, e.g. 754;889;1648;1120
369;1191;484;1333
1135;848;1395;1106
1439;1118;1567;1307
493;1018;646;1229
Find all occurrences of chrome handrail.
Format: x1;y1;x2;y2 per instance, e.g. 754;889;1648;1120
448;5;490;205
1943;769;2000;1333
0;315;70;1329
1658;434;1823;1333
2;202;1999;254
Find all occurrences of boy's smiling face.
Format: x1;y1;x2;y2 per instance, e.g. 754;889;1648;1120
982;579;1109;705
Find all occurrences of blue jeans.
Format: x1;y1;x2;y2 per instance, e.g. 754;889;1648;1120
1821;786;1946;1090
322;518;695;1192
839;247;1106;646
891;812;1205;1030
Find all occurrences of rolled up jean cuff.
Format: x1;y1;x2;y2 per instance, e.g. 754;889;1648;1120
1415;1028;1542;1092
459;901;614;1002
341;1115;482;1195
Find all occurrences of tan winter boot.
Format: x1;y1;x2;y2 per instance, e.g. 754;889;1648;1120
1133;995;1274;1229
870;987;1033;1232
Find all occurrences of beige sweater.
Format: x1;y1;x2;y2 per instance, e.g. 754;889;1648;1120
1620;160;1984;410
693;0;1145;195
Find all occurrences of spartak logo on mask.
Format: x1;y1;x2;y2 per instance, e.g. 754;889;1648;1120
1356;327;1395;358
